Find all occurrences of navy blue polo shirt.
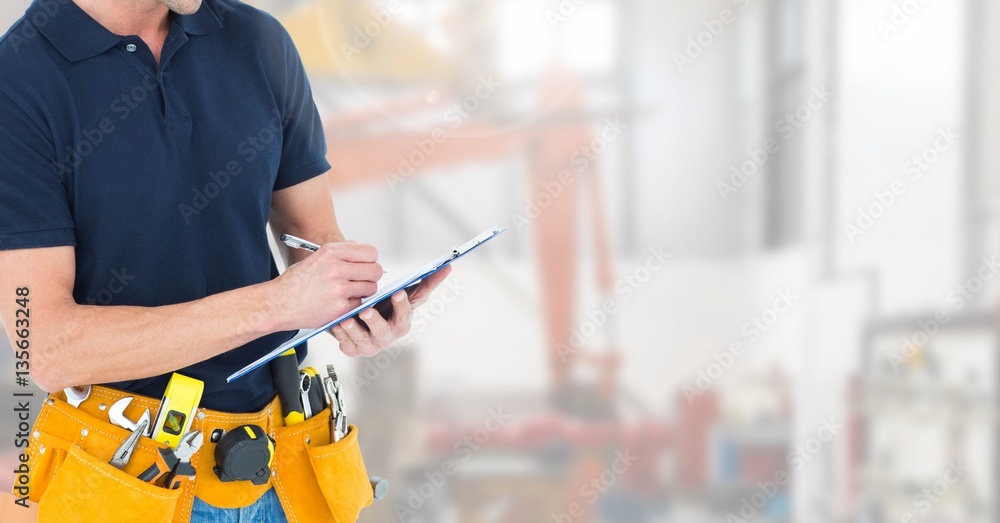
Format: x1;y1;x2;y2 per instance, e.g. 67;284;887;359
0;0;330;412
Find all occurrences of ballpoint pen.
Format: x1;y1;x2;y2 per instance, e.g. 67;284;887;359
282;234;388;273
281;234;321;252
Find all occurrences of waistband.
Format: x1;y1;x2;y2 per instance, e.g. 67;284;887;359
56;385;287;434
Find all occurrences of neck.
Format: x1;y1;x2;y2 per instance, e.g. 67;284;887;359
73;0;170;38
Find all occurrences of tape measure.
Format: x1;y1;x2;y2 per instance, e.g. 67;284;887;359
213;425;275;486
151;373;204;448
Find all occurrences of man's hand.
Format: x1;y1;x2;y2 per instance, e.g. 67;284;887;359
330;265;453;357
272;242;383;329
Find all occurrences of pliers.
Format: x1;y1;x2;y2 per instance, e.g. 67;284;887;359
110;419;149;469
138;430;203;489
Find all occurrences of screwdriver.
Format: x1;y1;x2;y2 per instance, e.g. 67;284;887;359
271;348;305;426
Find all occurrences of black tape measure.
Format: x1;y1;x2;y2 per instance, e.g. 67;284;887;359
213;425;275;486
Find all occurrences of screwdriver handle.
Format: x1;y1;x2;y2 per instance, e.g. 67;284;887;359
271;349;305;426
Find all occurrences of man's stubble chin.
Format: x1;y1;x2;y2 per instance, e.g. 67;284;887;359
159;0;203;16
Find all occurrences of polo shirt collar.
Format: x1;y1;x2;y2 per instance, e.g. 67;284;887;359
174;1;224;37
26;0;223;63
28;0;122;63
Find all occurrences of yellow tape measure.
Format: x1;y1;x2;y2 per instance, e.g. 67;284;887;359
151;373;205;448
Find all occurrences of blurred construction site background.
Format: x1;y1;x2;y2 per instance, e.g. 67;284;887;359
2;0;999;522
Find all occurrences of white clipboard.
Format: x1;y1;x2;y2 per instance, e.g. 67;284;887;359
227;227;506;382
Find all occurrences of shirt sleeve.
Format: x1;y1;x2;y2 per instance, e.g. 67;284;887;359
0;87;76;250
272;27;332;191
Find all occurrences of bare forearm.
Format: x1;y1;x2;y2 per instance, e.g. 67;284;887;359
33;280;287;391
269;173;346;266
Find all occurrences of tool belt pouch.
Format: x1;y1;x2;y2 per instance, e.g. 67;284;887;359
272;408;374;523
25;395;181;523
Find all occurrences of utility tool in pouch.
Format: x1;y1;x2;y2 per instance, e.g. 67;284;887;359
110;397;152;436
323;364;347;442
300;366;327;418
63;385;91;408
272;348;305;425
110;418;149;469
151;373;205;447
213;425;275;485
139;430;204;489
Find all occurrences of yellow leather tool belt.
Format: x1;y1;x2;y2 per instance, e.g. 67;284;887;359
23;386;373;523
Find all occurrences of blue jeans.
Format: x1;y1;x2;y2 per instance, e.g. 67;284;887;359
191;488;288;522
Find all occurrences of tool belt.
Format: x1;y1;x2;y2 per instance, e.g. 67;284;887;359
20;386;374;523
